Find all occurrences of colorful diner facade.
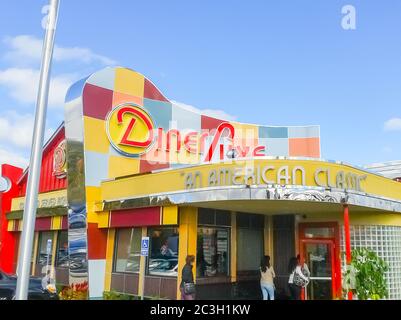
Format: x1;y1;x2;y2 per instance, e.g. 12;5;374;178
1;67;401;300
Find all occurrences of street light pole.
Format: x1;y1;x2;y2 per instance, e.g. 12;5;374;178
15;0;60;300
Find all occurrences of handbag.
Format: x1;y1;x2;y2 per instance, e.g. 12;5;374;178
293;268;309;287
184;282;196;295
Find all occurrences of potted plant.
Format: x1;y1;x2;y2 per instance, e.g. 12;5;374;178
342;248;389;300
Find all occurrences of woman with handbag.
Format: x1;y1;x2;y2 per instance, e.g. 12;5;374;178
288;257;309;300
260;255;276;300
180;255;196;300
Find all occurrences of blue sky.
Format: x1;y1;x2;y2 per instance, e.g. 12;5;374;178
0;0;400;168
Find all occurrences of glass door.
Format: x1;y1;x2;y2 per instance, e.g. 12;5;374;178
301;240;335;300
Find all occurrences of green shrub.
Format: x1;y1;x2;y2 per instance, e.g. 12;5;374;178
103;291;137;300
343;248;389;300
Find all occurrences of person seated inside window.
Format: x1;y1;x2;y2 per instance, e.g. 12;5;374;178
160;239;174;257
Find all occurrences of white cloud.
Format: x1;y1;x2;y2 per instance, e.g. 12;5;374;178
0;68;74;108
4;35;117;65
0;111;54;149
384;118;401;131
0;148;28;169
171;100;236;121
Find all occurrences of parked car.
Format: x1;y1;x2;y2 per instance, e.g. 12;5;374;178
0;269;59;300
148;258;178;277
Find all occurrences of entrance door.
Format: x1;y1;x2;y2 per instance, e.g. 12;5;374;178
301;240;335;300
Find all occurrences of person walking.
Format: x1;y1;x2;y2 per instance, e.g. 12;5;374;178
180;255;196;300
288;257;309;300
260;255;276;300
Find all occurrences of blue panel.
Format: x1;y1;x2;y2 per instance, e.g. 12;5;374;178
288;126;320;138
86;67;116;91
259;126;289;139
84;151;109;187
108;144;140;159
143;98;172;130
65;76;90;103
259;138;289;157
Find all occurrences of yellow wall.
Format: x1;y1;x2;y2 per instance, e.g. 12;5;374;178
162;206;179;225
301;210;401;226
31;232;39;276
11;189;67;212
176;207;198;300
138;227;148;297
230;212;237;283
51;231;58;276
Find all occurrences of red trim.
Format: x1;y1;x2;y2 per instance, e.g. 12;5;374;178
61;216;68;230
343;205;353;300
144;78;169;102
110;207;161;228
35;217;52;231
300;239;336;300
117;106;154;148
299;222;342;299
0;164;23;273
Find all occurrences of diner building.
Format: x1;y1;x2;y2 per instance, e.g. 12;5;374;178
1;67;401;300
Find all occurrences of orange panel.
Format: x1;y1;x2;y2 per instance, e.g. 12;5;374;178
289;137;320;158
113;91;143;108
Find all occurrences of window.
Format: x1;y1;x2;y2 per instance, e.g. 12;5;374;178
37;231;54;265
237;228;264;271
237;214;264;272
56;231;69;268
198;208;231;226
114;228;141;273
304;227;335;239
148;228;179;277
197;227;229;278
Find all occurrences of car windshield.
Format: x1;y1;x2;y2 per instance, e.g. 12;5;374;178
148;258;178;272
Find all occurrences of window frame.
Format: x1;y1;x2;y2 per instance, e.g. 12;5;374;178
55;230;69;268
113;227;142;275
36;231;54;266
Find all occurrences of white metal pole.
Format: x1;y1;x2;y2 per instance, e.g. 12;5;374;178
15;0;60;300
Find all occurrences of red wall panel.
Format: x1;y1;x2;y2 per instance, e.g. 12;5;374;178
19;126;67;196
61;216;68;230
110;207;161;228
87;223;108;260
0;164;23;273
35;217;52;231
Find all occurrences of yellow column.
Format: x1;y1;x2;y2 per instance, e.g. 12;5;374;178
176;207;198;300
50;231;58;279
104;228;116;293
31;232;39;276
230;212;237;283
138;227;148;297
264;216;274;263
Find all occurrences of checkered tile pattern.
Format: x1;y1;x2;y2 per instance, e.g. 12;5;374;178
66;67;321;184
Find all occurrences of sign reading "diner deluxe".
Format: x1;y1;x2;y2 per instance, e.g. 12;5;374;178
182;165;368;192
